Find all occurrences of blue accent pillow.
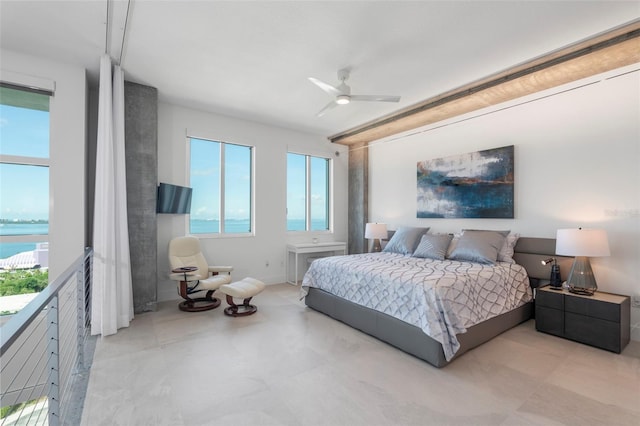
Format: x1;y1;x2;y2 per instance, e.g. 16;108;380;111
382;226;430;255
412;233;453;260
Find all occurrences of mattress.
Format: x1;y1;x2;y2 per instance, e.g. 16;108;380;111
301;252;532;360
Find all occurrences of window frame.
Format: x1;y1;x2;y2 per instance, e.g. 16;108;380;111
187;136;255;238
286;150;333;234
0;84;51;250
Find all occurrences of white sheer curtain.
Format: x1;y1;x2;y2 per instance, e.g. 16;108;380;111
91;54;134;336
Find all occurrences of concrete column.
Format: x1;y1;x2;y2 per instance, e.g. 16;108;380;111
124;82;158;313
347;142;368;254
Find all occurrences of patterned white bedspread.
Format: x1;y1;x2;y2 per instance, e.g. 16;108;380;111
301;252;532;360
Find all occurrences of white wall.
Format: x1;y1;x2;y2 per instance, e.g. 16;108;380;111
369;66;640;340
156;103;349;301
1;49;87;280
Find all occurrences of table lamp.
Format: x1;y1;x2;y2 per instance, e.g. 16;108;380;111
365;223;387;252
555;228;610;296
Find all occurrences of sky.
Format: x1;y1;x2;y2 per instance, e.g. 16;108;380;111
189;138;251;221
286;152;329;230
0;104;50;221
287;153;328;222
190;140;329;224
0;103;328;226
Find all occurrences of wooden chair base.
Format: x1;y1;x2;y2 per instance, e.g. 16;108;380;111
223;295;258;317
178;284;220;312
178;296;221;312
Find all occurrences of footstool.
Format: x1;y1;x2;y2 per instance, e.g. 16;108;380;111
219;277;266;317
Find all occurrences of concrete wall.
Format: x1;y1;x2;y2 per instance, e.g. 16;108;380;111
368;64;640;340
124;82;158;313
348;142;368;254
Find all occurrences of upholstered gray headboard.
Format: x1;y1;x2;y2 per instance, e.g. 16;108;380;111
512;237;573;288
382;232;572;289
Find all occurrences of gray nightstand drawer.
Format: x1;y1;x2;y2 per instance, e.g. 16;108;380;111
565;296;619;322
565;312;622;352
536;289;563;310
535;286;630;354
535;305;563;336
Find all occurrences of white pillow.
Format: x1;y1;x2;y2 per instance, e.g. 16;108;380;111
498;232;520;263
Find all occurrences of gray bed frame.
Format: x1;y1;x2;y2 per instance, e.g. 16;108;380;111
304;237;573;368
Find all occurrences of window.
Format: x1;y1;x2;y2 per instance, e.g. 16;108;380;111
189;137;253;235
287;152;330;231
0;84;51;306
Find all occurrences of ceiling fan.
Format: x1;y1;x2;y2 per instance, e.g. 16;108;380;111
309;68;401;117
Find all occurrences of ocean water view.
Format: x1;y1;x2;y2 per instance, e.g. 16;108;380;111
0;222;48;259
190;219;251;234
289;218;329;231
1;218;329;259
189;218;329;234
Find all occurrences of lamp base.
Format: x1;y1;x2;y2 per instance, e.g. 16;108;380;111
567;256;597;296
568;287;596;296
371;239;382;253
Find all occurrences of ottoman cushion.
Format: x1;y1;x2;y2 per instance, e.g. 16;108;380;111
220;277;265;299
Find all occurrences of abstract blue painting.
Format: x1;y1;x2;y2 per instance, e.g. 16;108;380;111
417;145;514;218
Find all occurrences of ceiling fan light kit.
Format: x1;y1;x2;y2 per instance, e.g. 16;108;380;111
336;95;350;105
309;68;400;116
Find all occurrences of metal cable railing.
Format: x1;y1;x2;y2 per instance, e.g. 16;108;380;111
1;248;93;426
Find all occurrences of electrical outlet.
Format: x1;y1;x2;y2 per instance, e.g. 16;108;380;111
632;295;640;308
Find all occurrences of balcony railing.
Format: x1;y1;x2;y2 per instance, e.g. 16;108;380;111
1;248;93;425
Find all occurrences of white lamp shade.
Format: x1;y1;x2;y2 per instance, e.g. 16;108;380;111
365;223;387;240
556;228;610;257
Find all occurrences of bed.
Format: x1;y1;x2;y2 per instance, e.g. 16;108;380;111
302;233;573;368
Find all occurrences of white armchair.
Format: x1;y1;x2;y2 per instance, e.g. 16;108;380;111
168;236;233;312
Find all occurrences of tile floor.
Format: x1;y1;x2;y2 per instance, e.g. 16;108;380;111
82;284;640;425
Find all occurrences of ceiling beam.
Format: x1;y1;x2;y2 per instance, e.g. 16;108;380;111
330;20;640;146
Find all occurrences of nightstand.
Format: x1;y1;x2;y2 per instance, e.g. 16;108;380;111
535;286;630;353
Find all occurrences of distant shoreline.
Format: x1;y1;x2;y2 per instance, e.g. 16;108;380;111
0;219;48;224
0;223;49;259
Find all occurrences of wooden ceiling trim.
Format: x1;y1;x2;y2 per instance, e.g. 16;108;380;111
331;21;640;146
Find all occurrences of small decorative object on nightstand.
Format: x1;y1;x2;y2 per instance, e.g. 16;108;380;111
365;222;387;252
541;257;562;288
535;285;630;353
556;228;610;296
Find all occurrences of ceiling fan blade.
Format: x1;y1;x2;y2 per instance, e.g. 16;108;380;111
316;101;338;117
350;94;401;103
309;77;341;96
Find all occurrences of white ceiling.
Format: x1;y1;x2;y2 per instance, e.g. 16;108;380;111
1;1;638;137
